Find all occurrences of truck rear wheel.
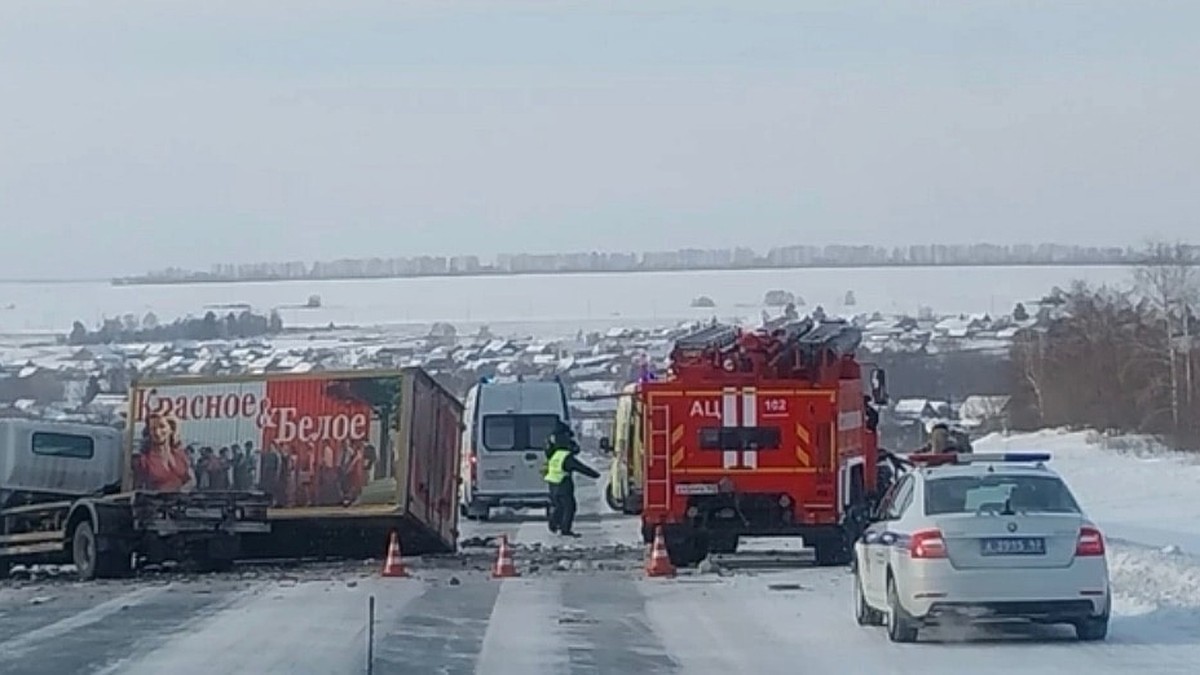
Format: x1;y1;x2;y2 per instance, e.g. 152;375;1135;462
664;529;709;567
72;522;130;581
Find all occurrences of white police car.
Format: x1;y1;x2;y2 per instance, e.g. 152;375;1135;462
852;452;1110;643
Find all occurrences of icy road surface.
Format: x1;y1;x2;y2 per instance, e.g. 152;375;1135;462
2;442;1200;674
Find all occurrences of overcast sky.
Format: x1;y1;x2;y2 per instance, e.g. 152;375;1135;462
1;0;1198;279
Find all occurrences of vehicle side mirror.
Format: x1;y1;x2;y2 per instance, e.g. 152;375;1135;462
870;368;888;406
598;437;612;454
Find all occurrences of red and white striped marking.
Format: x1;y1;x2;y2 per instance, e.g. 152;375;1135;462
718;387;759;469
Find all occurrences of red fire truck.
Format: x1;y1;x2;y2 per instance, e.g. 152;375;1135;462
638;318;888;567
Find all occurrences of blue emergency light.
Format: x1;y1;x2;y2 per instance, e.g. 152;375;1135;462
908;451;1051;466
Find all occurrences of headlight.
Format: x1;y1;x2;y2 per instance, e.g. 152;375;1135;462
718;477;734;493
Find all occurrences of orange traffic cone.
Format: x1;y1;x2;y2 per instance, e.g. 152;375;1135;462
645;526;676;577
491;535;519;578
381;530;410;578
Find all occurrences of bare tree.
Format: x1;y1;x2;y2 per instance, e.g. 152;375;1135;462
1134;241;1199;441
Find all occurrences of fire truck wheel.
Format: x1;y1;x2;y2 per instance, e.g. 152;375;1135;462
664;530;709;567
709;534;738;555
813;535;853;567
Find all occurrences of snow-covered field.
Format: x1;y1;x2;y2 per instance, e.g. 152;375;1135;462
0;265;1129;333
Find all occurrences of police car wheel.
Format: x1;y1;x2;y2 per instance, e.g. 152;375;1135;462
886;576;919;643
854;570;882;626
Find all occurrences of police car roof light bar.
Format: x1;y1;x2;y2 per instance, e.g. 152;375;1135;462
908;451;1051;466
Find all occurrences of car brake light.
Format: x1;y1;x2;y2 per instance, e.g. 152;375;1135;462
1076;526;1105;556
909;529;947;559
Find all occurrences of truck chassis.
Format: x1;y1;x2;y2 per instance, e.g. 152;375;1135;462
0;490;270;580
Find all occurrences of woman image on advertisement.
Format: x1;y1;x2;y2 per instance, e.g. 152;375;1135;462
136;413;196;492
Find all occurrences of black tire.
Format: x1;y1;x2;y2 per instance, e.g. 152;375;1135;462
665;531;709;567
604;482;624;512
886;575;919;643
0;559;10;580
854;568;884;626
197;557;236;574
72;521;129;581
1074;616;1108;641
813;535;853;567
709;534;738;555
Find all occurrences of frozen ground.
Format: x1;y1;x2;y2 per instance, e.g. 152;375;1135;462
3;436;1200;673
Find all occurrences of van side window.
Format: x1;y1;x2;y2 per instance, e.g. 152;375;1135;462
32;432;95;459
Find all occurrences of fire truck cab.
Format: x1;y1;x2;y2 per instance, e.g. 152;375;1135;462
638;319;887;567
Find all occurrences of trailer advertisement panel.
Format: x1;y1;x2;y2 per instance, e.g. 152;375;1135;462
129;372;405;513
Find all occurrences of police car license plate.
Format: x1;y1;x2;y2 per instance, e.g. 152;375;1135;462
980;537;1046;556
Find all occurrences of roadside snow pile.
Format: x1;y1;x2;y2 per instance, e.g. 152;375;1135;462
1108;542;1200;617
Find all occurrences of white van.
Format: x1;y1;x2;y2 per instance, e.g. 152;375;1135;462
459;377;570;520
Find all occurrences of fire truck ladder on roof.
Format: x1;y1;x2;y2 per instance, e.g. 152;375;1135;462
674;323;740;352
645;403;672;510
793;319;863;360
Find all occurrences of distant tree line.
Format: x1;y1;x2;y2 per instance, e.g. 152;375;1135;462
1009;242;1200;449
68;309;284;345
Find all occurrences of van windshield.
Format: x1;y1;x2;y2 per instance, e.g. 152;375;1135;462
482;414;562;451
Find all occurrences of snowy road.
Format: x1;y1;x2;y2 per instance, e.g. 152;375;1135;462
3;448;1200;674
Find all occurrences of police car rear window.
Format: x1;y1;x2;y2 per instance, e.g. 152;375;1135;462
924;475;1081;516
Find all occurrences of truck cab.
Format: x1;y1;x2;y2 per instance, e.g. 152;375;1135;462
0;419;123;509
459;378;570;520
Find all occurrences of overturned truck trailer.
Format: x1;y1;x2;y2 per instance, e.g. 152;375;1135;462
129;367;464;559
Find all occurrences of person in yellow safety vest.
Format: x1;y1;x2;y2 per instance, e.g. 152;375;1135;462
544;423;601;537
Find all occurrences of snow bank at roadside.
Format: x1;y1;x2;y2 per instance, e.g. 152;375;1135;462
1109;542;1200;614
973;429;1200;624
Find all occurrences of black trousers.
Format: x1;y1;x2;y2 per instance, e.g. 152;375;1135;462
547;482;578;533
